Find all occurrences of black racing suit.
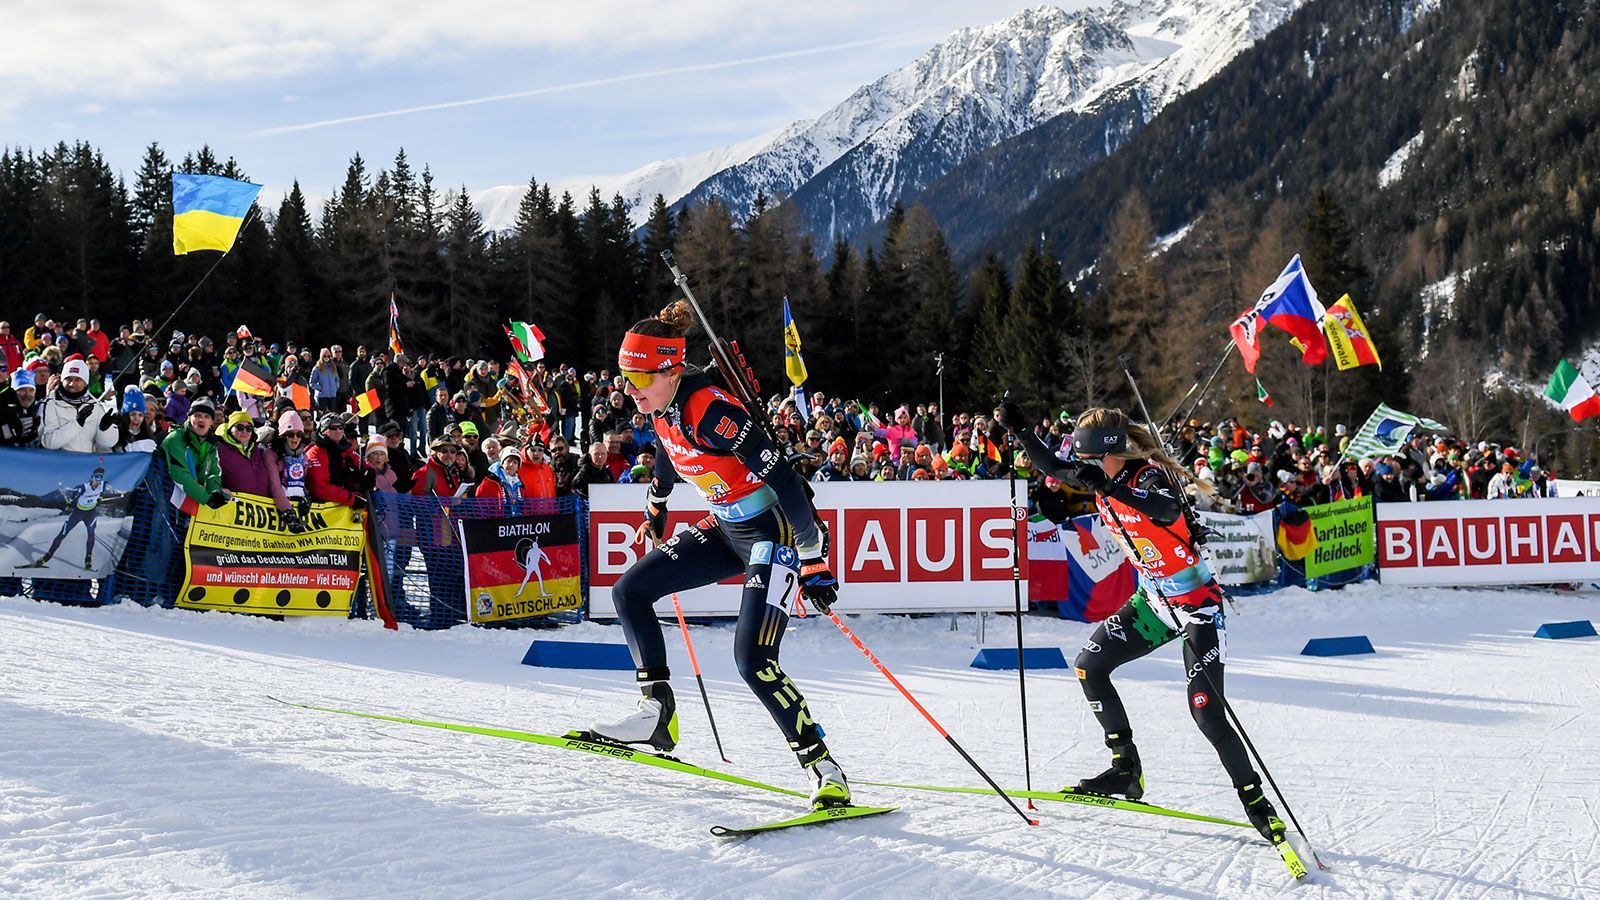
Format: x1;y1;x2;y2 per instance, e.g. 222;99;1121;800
612;369;827;753
1019;430;1256;789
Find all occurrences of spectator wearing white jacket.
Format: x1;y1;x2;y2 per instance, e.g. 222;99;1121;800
39;357;117;453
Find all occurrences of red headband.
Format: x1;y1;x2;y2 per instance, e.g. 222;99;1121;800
618;331;686;372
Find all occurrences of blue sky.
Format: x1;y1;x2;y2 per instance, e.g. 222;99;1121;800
1;1;1079;206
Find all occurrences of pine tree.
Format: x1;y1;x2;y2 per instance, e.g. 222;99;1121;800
640;193;678;309
970;253;1013;402
272;181;322;339
496;175;573;359
437;186;495;356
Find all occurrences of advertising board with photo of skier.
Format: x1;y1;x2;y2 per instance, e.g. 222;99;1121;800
0;447;151;579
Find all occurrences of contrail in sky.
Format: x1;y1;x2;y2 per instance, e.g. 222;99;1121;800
244;33;914;138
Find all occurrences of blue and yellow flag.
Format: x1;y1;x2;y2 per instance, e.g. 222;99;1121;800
782;297;807;386
172;173;261;255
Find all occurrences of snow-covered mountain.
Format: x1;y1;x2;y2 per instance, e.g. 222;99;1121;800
676;0;1303;242
474;1;1301;237
473;127;786;232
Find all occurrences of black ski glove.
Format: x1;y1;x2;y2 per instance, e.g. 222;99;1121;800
205;491;228;509
799;557;838;613
283;509;307;534
76;404;96;426
99;409;116;430
349;495;367;512
998;398;1032;430
642;494;669;544
1061;459;1111;493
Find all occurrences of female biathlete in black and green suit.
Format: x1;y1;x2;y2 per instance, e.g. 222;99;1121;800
1008;404;1285;843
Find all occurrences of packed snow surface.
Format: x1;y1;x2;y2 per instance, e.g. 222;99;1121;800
3;584;1598;897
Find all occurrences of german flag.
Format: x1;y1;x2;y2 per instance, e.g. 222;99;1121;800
232;358;274;397
350;387;381;417
1276;508;1318;561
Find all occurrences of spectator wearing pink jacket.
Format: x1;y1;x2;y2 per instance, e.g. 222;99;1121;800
874;406;919;462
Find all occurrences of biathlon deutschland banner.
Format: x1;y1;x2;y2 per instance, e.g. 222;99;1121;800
457;513;583;624
177;492;365;615
0;447;151;579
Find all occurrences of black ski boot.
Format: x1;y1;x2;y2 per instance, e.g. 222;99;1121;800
1238;780;1286;842
1075;731;1144;799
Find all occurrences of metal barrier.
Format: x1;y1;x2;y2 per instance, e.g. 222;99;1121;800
368;492;588;630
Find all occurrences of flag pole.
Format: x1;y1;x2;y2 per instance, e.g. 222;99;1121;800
1167;338;1237;430
109;206;258;387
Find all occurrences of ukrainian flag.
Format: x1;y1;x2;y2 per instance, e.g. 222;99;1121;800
782;297;807;386
172;173;262;255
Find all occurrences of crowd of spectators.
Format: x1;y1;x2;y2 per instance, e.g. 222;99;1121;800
0;312;1568;530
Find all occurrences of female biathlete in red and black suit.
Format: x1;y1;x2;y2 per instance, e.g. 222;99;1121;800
585;301;849;808
1008;404;1285;843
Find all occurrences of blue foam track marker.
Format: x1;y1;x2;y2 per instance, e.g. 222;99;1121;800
521;640;637;670
1533;620;1598;640
970;647;1070;670
1300;636;1376;657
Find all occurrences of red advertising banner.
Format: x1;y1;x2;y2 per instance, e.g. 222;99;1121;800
1375;497;1600;585
588;482;1021;616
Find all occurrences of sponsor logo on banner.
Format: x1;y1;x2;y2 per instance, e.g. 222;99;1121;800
587;482;1018;616
1376;497;1600;586
459;513;583;623
178;492;364;616
1197;510;1278;585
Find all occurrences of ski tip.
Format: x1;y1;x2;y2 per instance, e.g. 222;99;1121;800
1028;819;1040;827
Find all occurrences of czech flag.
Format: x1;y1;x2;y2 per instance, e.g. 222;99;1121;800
1230;255;1328;373
172;173;261;255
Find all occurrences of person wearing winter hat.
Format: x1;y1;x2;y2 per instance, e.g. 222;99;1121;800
1;368;44;447
271;408;313;508
475;444;526;510
40;357;117;453
306;412;368;510
811;437;851;483
161;397;226;512
365;436;398;495
116;384;157;453
218;410;301;529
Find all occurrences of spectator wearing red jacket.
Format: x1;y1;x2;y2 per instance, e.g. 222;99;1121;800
0;321;21;374
305;413;369;509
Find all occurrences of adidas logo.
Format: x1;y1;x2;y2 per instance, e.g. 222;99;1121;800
744;574;765;589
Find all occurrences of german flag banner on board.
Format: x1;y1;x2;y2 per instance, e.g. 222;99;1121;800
457;511;583;624
176;492;366;616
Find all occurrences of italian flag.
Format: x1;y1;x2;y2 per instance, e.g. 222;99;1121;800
1544;360;1600;422
1255;378;1274;406
506;321;546;363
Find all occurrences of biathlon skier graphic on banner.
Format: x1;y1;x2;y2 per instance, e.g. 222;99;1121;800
0;448;149;578
458;513;582;624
